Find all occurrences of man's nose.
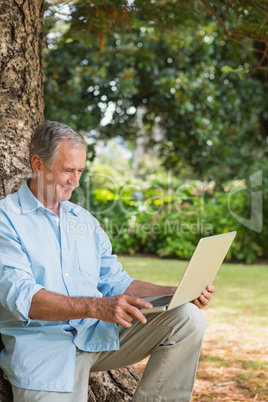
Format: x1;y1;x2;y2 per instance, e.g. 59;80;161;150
68;171;80;187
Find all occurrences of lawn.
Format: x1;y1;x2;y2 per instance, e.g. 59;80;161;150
119;256;268;401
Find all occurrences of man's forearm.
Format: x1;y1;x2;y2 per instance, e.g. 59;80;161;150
29;289;98;321
29;288;154;328
125;280;176;298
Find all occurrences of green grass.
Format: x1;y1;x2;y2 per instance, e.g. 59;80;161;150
119;256;268;326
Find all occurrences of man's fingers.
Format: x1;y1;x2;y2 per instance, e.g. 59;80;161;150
126;295;153;310
192;284;216;310
95;294;154;326
201;290;211;302
193;299;203;309
121;295;153;324
199;294;209;305
126;304;148;324
199;284;216;305
117;316;133;328
112;295;152;325
207;284;215;293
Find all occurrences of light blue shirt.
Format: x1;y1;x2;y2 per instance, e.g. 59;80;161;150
0;181;134;392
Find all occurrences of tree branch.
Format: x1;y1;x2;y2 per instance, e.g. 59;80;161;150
199;0;268;74
227;37;265;54
245;44;268;77
226;0;243;19
85;2;97;40
230;31;268;44
199;0;230;37
85;11;96;39
246;0;268;14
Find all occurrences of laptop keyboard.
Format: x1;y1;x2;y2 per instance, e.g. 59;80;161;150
151;295;173;307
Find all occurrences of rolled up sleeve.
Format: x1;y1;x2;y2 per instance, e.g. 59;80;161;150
0;215;44;323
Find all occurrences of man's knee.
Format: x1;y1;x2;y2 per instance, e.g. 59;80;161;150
181;302;206;335
164;302;206;344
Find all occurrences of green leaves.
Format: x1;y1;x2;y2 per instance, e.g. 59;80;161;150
44;0;268;189
221;65;250;78
73;162;268;263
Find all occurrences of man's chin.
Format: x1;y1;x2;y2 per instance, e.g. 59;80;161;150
58;188;74;202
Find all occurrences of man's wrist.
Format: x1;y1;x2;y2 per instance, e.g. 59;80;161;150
168;286;177;294
83;296;101;319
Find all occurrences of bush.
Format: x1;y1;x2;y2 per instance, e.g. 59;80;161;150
73;163;267;264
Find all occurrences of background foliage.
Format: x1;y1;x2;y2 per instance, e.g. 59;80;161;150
44;1;268;263
71;158;268;263
44;4;268;182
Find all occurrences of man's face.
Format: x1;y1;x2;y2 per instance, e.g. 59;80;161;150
37;139;87;205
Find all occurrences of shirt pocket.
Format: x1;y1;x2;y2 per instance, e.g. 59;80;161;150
75;240;100;278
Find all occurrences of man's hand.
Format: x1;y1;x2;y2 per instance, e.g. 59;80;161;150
192;285;215;309
92;294;153;328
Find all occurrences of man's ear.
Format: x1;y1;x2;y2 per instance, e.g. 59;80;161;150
31;155;43;177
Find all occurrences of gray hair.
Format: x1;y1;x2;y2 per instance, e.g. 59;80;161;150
29;121;87;168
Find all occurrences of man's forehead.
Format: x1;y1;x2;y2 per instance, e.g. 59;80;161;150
58;138;86;151
53;142;86;166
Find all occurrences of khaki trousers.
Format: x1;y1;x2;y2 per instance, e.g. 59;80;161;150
11;303;206;402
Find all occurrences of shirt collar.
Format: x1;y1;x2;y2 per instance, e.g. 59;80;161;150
18;181;79;216
18;181;43;213
61;201;80;216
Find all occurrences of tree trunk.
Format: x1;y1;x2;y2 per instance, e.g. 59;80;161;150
255;42;268;150
0;352;141;402
0;1;141;399
0;0;44;198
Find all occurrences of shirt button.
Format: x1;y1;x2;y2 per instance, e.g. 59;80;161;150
64;273;69;277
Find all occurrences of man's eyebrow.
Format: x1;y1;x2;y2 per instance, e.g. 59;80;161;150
61;167;85;171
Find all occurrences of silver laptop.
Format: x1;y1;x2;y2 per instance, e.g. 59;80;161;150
141;231;236;313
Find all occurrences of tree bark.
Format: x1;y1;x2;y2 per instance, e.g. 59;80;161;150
0;361;12;402
88;368;141;401
0;0;44;198
0;353;141;401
